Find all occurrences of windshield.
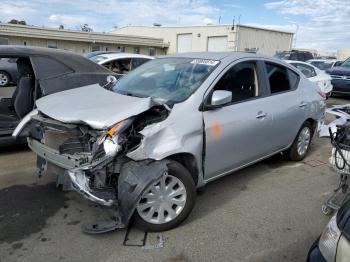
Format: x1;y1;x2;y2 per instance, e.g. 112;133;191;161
112;57;219;102
309;61;333;70
274;52;291;60
342;58;350;68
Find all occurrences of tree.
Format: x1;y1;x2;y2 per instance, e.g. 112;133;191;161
8;19;18;24
8;19;27;25
80;24;93;32
59;24;64;29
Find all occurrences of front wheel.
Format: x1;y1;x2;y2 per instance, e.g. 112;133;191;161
286;122;312;161
133;160;196;232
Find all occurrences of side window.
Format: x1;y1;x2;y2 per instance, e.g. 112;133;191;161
266;62;298;94
292;63;316;78
106;58;132;74
131;58;150;70
213;61;259;104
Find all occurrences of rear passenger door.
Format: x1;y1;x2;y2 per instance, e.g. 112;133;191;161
262;61;306;150
203;60;274;180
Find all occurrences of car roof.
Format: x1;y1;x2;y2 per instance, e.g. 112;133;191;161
285;60;323;73
162;51;277;62
308;59;338;62
95;53;154;60
0;45;82;57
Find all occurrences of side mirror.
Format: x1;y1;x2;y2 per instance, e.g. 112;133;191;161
106;75;118;85
211;90;232;106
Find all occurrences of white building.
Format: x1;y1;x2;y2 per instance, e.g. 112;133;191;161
112;24;294;56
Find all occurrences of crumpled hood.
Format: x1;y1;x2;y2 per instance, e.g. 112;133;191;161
36;84;155;130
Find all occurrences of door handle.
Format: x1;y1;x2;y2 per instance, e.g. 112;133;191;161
256;112;267;119
299;102;307;108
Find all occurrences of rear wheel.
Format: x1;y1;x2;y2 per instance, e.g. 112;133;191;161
133;160;196;232
0;71;10;87
286;122;312;161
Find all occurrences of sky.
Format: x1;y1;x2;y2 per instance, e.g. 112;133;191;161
0;0;349;51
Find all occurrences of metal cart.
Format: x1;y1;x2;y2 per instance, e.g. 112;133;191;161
322;125;350;215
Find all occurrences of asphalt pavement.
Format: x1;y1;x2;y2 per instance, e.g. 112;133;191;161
0;97;349;262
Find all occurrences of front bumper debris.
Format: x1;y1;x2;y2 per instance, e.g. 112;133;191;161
28;138;83;169
68;170;116;206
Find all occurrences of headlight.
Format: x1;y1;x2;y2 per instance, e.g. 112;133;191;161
103;119;132;156
319;215;341;262
107;120;126;137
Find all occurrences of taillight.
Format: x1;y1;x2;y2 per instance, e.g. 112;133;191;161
318;90;326;99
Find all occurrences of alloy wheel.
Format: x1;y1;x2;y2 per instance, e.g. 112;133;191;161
297;126;311;156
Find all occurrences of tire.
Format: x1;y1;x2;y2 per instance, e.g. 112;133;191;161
0;71;10;87
133;160;196;232
286;121;313;161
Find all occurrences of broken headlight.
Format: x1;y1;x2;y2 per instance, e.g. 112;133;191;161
103;119;133;156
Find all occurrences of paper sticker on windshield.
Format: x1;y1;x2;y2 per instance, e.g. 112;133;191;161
190;59;219;66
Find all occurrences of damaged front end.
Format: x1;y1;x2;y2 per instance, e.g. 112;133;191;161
21;105;171;230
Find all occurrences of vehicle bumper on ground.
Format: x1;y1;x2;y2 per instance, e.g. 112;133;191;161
307;238;327;262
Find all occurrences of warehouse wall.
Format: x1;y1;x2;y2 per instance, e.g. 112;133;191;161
236;26;293;56
0;35;165;55
114;25;293;56
114;25;237;54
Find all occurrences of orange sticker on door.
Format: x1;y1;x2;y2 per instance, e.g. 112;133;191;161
212;122;222;139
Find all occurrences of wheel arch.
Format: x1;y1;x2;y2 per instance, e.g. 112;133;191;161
304;118;317;135
166;153;199;186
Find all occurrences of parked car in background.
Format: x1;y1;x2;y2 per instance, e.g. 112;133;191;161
308;197;350;262
14;52;325;232
84;50;121;59
287;60;333;97
326;57;350;95
0;57;19;87
275;50;314;62
89;53;153;78
308;59;343;71
0;46;116;146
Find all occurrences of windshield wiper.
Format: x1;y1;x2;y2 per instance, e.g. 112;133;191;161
116;90;149;98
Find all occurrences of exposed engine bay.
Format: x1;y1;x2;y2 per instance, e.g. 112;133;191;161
26;105;171;230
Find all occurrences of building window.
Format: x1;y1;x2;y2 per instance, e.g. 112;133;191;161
47;40;57;49
117;46;125;52
134;47;140;54
0;37;8;45
149;48;156;56
91;44;100;52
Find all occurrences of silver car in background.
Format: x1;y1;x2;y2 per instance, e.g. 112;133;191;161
14;52;325;232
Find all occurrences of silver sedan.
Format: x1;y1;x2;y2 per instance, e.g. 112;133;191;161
15;52;325;232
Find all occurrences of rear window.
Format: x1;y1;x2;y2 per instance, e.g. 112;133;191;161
266;62;299;94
